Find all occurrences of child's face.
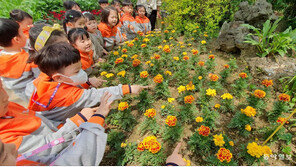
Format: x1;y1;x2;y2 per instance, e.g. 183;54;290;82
108;10;118;27
72;5;82;12
113;3;121;13
0;140;17;166
0;81;9;117
18;17;33;33
100;3;109;9
13;27;27;48
68;17;86;29
52;61;83;84
85;19;98;33
137;7;145;17
73;35;92;53
122;6;129;14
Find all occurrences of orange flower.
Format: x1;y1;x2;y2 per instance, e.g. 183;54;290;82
183;56;189;61
134;37;139;41
140;71;149;78
164;30;169;33
216;148;233;163
254;90;266;98
163;45;171;53
154;54;161;60
261;79;273;87
141;44;147;48
224;64;230;69
115;58;124;64
128;43;134;47
209;54;215;60
118;102;129;111
149;141;161;154
209;73;219;82
138;31;144;36
239;72;248;79
144;108;156;118
198;61;205;66
277;117;289;124
184;95;195;104
122;48;127;53
278;93;290;102
153;74;163;84
165;116;177;126
197;125;210;136
191;49;199;55
132;59;141;67
137;142;145;152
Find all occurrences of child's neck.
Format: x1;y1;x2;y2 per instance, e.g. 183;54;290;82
3;45;22;53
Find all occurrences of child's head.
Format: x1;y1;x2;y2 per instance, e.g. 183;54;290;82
63;10;85;33
83;12;97;33
111;0;122;13
122;0;133;14
101;6;119;27
34;42;87;85
68;28;92;53
136;5;146;17
99;0;109;9
63;1;82;12
9;9;33;33
0;18;26;49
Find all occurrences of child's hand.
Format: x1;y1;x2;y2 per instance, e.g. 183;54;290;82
131;85;151;95
98;58;106;63
103;49;109;55
166;143;186;166
80;107;98;121
123;36;128;41
95;92;113;117
89;77;107;88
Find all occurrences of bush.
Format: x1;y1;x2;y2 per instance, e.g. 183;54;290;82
162;0;230;37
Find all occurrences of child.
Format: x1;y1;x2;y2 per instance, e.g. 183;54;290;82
9;9;33;39
99;0;109;11
83;12;108;59
0;79;113;165
0;18;39;102
111;0;123;19
98;6;126;51
120;0;141;40
29;42;148;122
63;0;82;12
135;5;151;34
68;28;95;75
63;10;85;33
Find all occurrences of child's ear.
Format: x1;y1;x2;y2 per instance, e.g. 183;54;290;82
52;74;62;82
66;22;74;28
12;36;21;44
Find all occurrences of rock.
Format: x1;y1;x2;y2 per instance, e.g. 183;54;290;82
246;56;296;82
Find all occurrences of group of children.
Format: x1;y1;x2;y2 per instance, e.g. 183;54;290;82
0;0;157;165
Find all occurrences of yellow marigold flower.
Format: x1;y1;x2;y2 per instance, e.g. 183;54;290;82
195;116;203;123
144;108;156;118
165;70;172;76
179;41;184;45
191;38;194;40
161;21;164;24
166;115;177;126
168;98;175;103
191;49;199;55
173;57;179;61
209;73;219;81
279;93;290;102
122;48;127;53
184;95;195;104
213;134;225;147
161;105;166;109
206;88;216;97
180;45;185;48
254;89;266;98
118;102;129;111
121;54;128;58
163;45;171;53
177;85;186;93
141;44;147;48
208;54;215;59
229;141;234;146
150;63;154;67
198;76;203;80
121;142;127;148
127;42;134;47
196;26;199;28
105;73;114;78
100;71;108;76
115;57;124;64
201;40;207;44
153;74;163;83
183;56;189;61
183;158;191;166
245;124;251;131
117;70;126;77
171;30;176;33
169;37;173;40
182;52;187;56
247;142;272;158
262;145;272;157
137;142;145;152
239;72;248;79
145;61;151;64
113;51;119;56
241;106;256;117
204;34;208;37
216;148;232;163
140;71;149;78
188;43;192;46
148;141;161;154
193;30;197;33
143;38;150;43
198;61;205;66
221;93;233;100
163;40;167;43
158;45;163;49
186;82;195;91
131;54;139;59
262;79;273;87
215;104;221;109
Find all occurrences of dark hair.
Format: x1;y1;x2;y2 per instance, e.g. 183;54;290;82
68;28;90;44
136;5;146;12
0;18;20;47
34;42;81;77
122;0;132;7
63;10;83;33
9;9;32;22
63;1;80;10
111;0;121;5
28;23;67;62
101;6;119;25
83;12;96;21
98;0;109;4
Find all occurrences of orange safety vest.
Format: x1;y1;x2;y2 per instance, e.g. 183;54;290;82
79;50;94;70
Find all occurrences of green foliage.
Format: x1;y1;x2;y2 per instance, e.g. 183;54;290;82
201;106;219;128
260;126;292;145
228;111;253;136
135;90;154;114
107;108;137;132
162;122;183;145
138;117;160;135
135;149;166;166
231;77;249;98
106;130;127;165
188;131;213;155
154;81;170;100
162;0;230;37
268;101;290;122
243;18;296;57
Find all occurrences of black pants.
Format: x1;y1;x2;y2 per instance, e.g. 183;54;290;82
148;10;157;30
